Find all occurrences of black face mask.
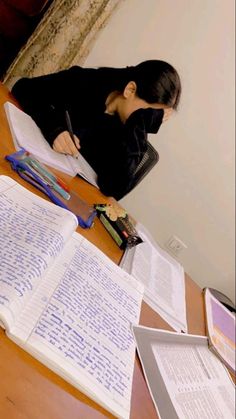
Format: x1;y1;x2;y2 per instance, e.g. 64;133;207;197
125;108;164;134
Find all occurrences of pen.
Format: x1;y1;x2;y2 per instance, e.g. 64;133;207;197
24;151;70;192
65;110;79;157
30;164;70;200
23;157;70;200
56;177;70;193
32;158;69;192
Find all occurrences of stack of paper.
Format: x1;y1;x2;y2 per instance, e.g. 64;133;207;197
120;222;187;332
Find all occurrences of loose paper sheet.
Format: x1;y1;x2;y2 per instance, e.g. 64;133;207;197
121;222;187;332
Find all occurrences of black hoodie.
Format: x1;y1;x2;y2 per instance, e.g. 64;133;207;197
12;66;163;200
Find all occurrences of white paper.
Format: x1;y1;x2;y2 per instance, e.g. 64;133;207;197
121;222;187;332
133;326;235;419
0;175;77;330
10;233;144;419
4;102;98;187
152;340;235;419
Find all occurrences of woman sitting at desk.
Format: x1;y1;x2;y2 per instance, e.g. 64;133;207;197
11;60;181;200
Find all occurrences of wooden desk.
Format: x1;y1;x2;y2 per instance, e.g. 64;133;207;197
0;82;206;419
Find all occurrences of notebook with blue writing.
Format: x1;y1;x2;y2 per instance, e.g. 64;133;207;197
0;175;144;419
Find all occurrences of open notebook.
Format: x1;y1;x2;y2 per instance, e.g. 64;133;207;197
4;101;98;187
0;175;144;419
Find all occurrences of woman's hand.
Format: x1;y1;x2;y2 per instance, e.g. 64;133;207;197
163;107;173;122
53;131;80;157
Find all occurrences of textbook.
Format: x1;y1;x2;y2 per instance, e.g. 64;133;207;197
4;101;98;187
0;175;144;419
132;325;235;419
204;287;236;374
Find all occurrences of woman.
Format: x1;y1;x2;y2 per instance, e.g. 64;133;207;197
11;60;181;200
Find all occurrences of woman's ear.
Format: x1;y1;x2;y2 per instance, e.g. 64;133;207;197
123;81;137;98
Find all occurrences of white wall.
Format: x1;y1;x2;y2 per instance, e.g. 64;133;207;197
84;0;235;301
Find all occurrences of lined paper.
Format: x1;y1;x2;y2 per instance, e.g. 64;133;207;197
11;233;144;419
0;175;77;329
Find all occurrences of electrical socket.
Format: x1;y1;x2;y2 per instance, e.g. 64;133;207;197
165;235;187;257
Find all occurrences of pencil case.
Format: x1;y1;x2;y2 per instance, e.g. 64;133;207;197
5;148;96;229
94;203;143;249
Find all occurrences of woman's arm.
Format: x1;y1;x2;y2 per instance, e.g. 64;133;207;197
11;67;84;146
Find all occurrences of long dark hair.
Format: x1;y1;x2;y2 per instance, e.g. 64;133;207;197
98;59;181;109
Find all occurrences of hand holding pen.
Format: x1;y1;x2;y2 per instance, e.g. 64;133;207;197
52;111;80;157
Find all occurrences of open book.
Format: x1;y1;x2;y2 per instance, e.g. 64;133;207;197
204;287;236;373
4;102;98;187
132;325;235;419
0;175;144;419
120;222;187;332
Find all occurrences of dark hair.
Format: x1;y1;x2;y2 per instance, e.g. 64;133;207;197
131;60;181;110
99;60;181;110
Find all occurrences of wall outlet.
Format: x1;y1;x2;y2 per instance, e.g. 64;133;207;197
165;235;187;257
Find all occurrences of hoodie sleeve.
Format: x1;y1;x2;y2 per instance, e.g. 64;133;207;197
11;67;84;146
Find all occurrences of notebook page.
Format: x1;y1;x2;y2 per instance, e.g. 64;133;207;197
67;153;98;187
4;101;98;187
0;175;77;331
4;102;77;176
10;233;144;419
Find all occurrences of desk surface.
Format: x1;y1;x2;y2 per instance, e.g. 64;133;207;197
0;82;206;419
